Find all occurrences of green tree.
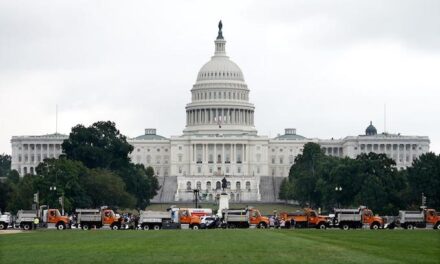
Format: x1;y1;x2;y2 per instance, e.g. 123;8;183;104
353;153;405;215
287;142;328;207
279;178;293;202
0;154;11;177
35;157;91;211
407;152;440;209
83;169;136;208
62;121;133;170
61;121;159;208
6;175;40;213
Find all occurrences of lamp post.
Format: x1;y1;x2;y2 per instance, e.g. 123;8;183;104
335;186;342;208
49;186;57;208
193;189;200;208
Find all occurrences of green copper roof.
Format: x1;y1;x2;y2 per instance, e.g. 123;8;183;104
133;134;167;140
274;134;307;140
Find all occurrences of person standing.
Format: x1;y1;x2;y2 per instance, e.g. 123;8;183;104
33;217;40;230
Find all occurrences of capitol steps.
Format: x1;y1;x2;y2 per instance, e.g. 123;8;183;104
259;176;285;202
151;176;178;203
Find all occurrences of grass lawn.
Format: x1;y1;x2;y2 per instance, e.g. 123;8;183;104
0;229;439;263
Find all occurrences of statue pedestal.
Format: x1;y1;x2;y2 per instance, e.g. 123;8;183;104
217;193;229;217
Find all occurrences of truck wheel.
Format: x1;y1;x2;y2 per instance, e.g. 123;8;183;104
56;223;65;230
434;223;440;230
23;223;32;230
258;222;267;229
0;223;5;230
153;225;161;230
111;224;119;230
143;225;150;230
406;224;414;230
371;223;380;230
192;225;199;230
342;224;350;230
318;223;326;230
82;224;90;230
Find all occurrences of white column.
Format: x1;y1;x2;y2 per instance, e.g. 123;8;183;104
214;143;217;163
222;144;225;164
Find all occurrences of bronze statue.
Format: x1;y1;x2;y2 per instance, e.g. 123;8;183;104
221;177;227;191
217;20;224;39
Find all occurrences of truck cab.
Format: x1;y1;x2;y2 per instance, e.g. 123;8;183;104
0;211;12;230
43;208;70;230
102;209;120;226
425;209;440;229
173;208;212;229
361;209;384;229
248;208;269;228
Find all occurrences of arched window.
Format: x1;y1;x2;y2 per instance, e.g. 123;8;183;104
227;181;231;189
246;181;251;190
186;181;192;190
216;181;221;190
206;181;211;190
196;181;201;190
236;181;241;190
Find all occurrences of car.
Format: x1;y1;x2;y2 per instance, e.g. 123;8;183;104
200;216;218;229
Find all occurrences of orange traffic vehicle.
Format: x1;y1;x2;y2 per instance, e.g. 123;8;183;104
279;208;329;229
171;208;213;229
333;206;384;230
75;207;123;230
390;208;440;230
16;206;70;230
222;207;269;228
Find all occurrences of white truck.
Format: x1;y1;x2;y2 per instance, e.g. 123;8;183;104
394;209;440;229
0;211;13;230
332;206;383;230
139;210;172;230
15;207;70;230
75;208;122;230
221;207;269;228
16;210;39;230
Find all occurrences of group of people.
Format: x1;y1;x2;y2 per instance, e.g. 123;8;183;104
268;215;295;229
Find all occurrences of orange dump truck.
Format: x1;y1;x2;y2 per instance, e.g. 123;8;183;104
280;208;329;229
333;206;383;230
222;207;269;228
16;207;70;230
170;208;212;229
75;207;123;230
390;208;440;230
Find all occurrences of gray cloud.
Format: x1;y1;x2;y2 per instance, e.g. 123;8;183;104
0;0;439;155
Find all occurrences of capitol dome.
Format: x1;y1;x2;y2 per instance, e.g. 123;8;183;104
365;121;377;136
183;21;257;135
196;57;244;82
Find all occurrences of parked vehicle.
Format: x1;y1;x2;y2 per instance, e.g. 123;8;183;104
221;207;269;228
16;206;70;230
0;211;13;230
200;215;219;229
391;208;440;230
279;208;329;229
170;208;212;229
75;207;122;230
139;210;172;230
332;206;383;230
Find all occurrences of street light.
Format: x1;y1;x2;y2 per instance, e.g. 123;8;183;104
49;186;57;208
335;186;342;208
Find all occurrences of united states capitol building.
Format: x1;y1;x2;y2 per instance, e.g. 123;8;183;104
10;22;430;202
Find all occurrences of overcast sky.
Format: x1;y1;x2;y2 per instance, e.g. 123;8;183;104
1;0;439;155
